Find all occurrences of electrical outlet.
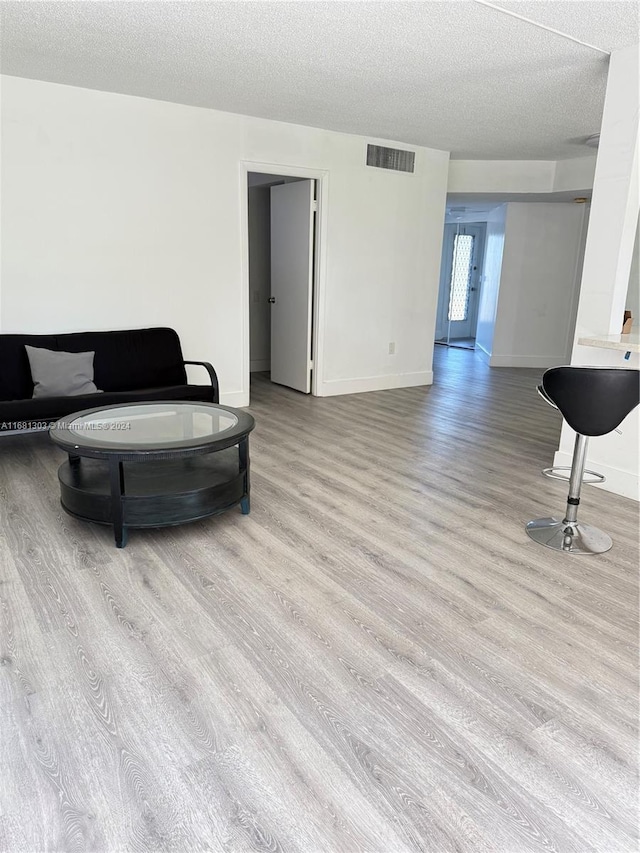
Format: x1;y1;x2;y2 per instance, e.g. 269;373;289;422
388;342;396;355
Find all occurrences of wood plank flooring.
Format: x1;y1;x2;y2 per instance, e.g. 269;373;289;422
1;346;638;852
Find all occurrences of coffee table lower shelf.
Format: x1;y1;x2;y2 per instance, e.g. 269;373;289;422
58;447;249;548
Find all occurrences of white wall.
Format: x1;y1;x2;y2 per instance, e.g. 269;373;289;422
475;206;506;357
447;160;556;194
0;75;450;405
447;156;596;196
489;202;587;368
552;156;596;193
248;185;271;371
570;44;639;341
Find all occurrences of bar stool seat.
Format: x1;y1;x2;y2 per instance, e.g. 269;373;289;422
535;385;606;484
526;366;640;554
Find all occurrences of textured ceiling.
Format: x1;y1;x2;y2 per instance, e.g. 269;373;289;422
1;1;638;160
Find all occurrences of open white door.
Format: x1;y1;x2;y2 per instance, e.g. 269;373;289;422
270;180;315;393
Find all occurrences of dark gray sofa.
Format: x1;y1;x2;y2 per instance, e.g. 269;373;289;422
0;327;219;433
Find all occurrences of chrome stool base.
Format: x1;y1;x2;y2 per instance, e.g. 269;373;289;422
525;517;613;555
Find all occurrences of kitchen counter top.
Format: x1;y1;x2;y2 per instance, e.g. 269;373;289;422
577;333;640;353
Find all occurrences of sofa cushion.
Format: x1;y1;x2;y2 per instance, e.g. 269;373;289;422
0;328;188;401
0;334;58;401
0;384;216;431
25;346;100;399
53;328;188;392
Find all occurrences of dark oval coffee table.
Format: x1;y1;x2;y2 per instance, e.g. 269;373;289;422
49;401;255;548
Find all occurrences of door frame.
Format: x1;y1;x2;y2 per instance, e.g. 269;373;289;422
240;161;329;400
435;222;487;342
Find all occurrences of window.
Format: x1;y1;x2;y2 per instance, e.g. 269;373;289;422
448;233;474;322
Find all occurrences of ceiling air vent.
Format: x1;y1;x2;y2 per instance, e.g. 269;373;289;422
366;144;415;173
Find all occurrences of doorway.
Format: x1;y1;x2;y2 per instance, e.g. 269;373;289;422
435;222;486;350
246;170;321;396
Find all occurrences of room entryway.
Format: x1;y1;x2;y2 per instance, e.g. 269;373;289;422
247;171;319;395
434;222;486;350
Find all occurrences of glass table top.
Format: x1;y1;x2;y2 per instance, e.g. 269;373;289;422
62;403;239;448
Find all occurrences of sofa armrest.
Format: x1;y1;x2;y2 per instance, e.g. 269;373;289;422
184;360;219;403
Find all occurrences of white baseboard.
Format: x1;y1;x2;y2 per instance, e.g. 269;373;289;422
475;343;491;362
553;450;639;502
490;354;566;368
220;390;250;408
250;359;270;373
318;370;433;397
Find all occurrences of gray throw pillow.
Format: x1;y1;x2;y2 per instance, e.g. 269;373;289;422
25;346;101;399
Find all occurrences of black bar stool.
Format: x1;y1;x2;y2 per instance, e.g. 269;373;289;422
526;366;640;554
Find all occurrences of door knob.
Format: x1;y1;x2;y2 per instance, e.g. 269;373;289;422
268;297;276;304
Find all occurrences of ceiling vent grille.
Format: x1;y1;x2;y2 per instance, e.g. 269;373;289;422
366;144;415;173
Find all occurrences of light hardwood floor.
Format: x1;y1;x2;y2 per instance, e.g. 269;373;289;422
1;347;638;853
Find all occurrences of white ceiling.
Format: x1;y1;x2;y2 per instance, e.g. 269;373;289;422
1;1;638;160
